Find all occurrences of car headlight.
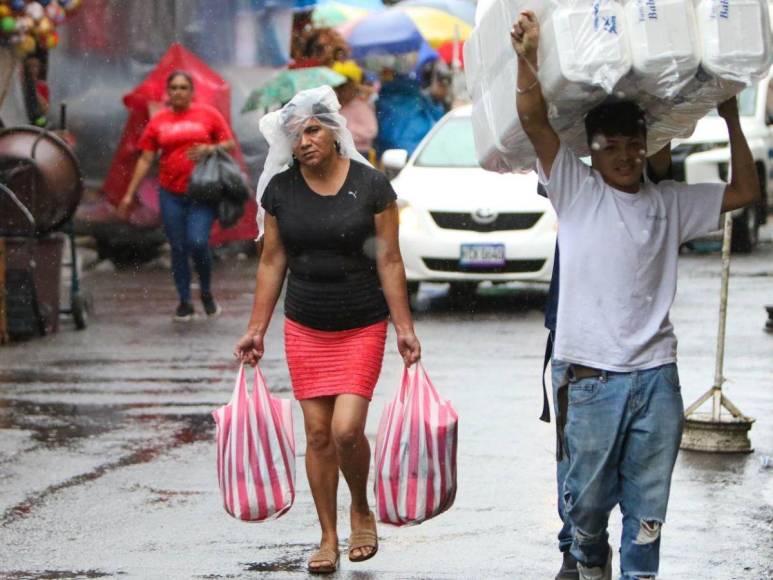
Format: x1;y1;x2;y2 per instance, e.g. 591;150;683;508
399;203;421;232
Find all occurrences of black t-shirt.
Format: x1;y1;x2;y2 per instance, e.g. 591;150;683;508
262;160;397;331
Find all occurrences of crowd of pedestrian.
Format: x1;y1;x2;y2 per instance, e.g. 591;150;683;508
288;19;455;162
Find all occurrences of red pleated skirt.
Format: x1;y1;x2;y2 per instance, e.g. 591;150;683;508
284;317;388;401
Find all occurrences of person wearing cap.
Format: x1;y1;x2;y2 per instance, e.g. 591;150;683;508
511;10;760;580
234;86;420;574
332;60;378;160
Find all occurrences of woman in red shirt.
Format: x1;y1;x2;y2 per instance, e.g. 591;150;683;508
119;71;235;321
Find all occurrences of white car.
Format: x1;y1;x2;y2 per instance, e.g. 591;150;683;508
673;67;772;252
382;105;557;298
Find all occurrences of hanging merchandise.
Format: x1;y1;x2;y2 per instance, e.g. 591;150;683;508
0;0;80;57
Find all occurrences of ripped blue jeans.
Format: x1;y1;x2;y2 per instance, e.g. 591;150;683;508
561;362;684;579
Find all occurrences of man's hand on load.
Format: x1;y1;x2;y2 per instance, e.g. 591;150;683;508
717;97;739;121
510;10;540;60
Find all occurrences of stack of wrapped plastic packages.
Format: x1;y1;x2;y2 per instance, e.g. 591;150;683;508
465;0;772;172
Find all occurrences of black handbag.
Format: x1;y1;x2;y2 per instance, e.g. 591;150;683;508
188;149;251;228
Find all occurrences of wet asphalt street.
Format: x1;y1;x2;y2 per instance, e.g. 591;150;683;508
1;232;772;580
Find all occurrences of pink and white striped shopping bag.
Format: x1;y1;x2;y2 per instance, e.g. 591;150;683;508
212;364;295;521
374;363;458;526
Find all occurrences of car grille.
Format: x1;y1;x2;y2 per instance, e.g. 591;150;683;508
429;211;542;232
422;258;546;274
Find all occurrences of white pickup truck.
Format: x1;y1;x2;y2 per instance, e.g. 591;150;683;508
672;68;772;253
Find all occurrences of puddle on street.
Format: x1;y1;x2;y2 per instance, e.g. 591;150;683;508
244;556;307;573
0;398;216;447
0;370;224;385
239;542;317;574
0;570;117;579
0;400;120;446
40;358;236;371
1;411;212;526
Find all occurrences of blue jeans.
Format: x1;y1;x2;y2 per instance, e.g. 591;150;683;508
561;362;684;579
551;357;573;554
159;188;216;303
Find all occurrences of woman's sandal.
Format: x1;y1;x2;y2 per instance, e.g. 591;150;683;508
307;547;339;575
348;511;378;562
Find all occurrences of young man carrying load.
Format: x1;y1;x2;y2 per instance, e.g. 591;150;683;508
510;10;760;580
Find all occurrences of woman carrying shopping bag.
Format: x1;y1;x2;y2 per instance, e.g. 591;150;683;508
119;71;235;321
234;86;421;574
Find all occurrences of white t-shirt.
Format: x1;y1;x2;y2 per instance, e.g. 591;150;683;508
538;145;725;372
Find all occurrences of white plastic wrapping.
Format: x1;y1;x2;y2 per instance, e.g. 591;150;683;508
623;0;702;99
466;0;773;173
254;85;371;237
695;0;772;84
466;0;633;172
641;0;772;153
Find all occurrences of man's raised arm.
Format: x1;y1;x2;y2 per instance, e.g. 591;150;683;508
511;11;560;178
717;97;760;212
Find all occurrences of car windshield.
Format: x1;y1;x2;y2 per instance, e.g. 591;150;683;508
707;86;757;117
414;117;479;168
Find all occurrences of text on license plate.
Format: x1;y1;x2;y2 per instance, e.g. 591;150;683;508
459;243;506;267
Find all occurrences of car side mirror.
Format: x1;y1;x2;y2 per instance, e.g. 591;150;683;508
381;149;408;179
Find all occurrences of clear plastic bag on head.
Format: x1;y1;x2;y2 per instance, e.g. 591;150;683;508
254;85;371;237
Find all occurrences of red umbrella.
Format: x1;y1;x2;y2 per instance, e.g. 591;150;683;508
103;43;236;205
436;39;465;67
102;43;257;244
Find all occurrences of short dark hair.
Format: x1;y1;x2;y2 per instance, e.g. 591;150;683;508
166;70;194;89
584;100;647;148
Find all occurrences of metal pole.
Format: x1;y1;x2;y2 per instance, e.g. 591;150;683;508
712;212;733;420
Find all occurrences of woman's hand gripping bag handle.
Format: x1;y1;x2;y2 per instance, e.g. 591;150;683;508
212;364;296;522
374;362;459;526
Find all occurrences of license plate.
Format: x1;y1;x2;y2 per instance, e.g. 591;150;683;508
459;243;505;268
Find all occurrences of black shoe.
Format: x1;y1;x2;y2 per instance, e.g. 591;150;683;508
201;293;222;318
556;551;579;580
173;301;194;322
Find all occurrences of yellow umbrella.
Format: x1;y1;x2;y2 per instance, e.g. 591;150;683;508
395;5;471;49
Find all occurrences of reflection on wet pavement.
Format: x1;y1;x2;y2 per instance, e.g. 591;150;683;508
1;413;212;526
1;570;115;579
244;555;307;573
0;256;771;578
